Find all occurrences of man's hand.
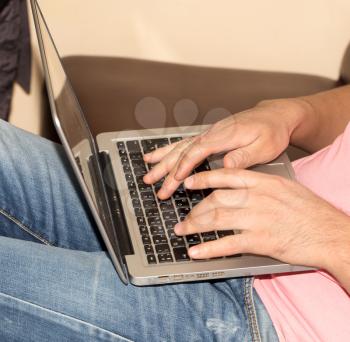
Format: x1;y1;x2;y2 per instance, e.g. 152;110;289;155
174;168;350;272
143;99;306;199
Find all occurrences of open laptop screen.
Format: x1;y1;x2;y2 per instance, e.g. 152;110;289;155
31;0;129;283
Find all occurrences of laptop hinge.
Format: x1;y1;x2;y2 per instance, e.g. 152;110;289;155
95;152;134;257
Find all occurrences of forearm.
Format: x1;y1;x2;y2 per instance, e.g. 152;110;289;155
291;85;350;153
322;218;350;295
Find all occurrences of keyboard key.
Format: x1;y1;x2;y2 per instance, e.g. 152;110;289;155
139;225;148;236
177;207;190;217
152;235;168;245
129;152;143;160
134;167;147;176
117;141;126;151
170;137;182;143
137;216;146;225
145;208;160;217
118;149;127;157
167;229;177;239
162;211;177;221
165;220;178;230
132;198;141;207
131;158;145;166
173;189;187;199
187;190;203;203
186;234;201;245
170;237;186;248
173;247;190;261
143;199;157;209
159;201;174;211
175;199;190;208
129;189;138;199
144;244;154;255
142;139;169;154
125;173;134;182
201;231;217;240
120;156;129;164
147;254;157;264
138;183;152;192
127;181;136;190
177;184;185;192
150;226;165;235
201;231;217;242
155;244;171;254
123;164;131;173
154;138;170;147
142;235;151;244
141;139;155;153
148;217;162;226
134;207;143;216
157;253;173;263
126;140;141;153
141;191;155;201
217;230;234;238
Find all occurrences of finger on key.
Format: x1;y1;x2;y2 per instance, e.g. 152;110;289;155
143;140;191;184
174;135;215;181
156;167;183;199
143;140;181;164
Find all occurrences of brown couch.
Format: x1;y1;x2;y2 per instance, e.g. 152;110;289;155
60;43;350;159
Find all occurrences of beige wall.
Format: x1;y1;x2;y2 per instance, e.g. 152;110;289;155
10;0;350;134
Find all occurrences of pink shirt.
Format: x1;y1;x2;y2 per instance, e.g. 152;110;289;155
254;122;350;341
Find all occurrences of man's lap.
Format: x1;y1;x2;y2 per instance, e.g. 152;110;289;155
0;236;258;341
0;119;278;341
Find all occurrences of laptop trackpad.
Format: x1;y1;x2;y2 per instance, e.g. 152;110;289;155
208;153;293;180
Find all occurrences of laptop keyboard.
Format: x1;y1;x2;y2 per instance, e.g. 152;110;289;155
117;137;235;265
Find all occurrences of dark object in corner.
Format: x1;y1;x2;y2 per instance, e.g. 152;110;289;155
0;0;31;120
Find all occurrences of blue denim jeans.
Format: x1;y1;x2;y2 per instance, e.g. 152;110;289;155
0;119;279;342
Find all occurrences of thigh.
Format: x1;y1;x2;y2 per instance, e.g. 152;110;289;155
0;236;257;342
0;119;103;251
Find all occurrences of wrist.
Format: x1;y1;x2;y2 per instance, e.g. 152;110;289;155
321;220;350;292
257;98;309;137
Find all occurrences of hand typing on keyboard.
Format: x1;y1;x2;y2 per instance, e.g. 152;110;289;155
142;102;304;199
141;100;350;276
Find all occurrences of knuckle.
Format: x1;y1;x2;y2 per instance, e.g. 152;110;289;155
235;148;251;166
209;190;220;202
270;175;290;187
210;189;226;205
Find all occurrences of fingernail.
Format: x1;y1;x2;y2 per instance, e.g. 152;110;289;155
189;247;200;258
184;176;194;188
143;173;151;184
174;223;183;235
174;170;182;181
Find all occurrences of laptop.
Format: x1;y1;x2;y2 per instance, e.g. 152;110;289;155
30;0;310;286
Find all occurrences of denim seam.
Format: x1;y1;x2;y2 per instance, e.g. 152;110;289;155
0;207;53;246
0;291;133;342
244;277;262;342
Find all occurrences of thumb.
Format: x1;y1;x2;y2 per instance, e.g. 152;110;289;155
223;144;261;169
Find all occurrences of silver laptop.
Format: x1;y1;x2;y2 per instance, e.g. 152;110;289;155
31;0;310;286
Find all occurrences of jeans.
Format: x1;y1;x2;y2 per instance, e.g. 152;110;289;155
0;119;279;342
